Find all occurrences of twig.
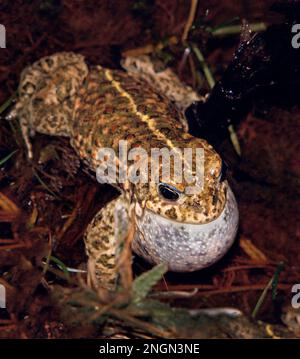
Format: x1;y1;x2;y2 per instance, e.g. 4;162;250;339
56;203;78;240
181;0;198;43
0;243;29;250
155;283;290;295
197;283;290;297
109;308;176;339
32;168;61;200
0;239;19;244
151;288;198;298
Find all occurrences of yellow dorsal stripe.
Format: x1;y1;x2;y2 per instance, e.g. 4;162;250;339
103;68;194;177
104;69;178;149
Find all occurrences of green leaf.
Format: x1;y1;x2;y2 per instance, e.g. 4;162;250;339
132;263;168;303
0;94;16;114
252;262;285;318
49;255;70;280
271;262;285;300
0;150;18;166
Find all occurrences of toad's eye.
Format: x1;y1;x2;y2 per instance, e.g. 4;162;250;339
158;183;181;201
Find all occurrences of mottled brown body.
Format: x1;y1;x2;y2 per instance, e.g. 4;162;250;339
71;66;226;225
73;66;186;159
12;52;238;290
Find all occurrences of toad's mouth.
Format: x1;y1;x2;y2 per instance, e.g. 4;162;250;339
132;186;239;272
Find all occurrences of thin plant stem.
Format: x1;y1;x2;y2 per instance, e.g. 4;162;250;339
192;45;215;89
182;0;198;43
212;22;267;37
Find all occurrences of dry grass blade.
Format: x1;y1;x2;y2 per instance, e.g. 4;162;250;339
181;0;198;43
0;192;20;215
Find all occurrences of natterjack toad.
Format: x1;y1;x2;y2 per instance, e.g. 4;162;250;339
10;52;239;290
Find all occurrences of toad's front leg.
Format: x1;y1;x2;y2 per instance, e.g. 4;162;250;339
84;194;130;291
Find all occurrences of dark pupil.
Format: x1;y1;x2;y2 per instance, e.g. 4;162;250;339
158;185;179;201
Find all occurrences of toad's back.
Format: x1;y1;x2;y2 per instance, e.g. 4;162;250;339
71;66;189;171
